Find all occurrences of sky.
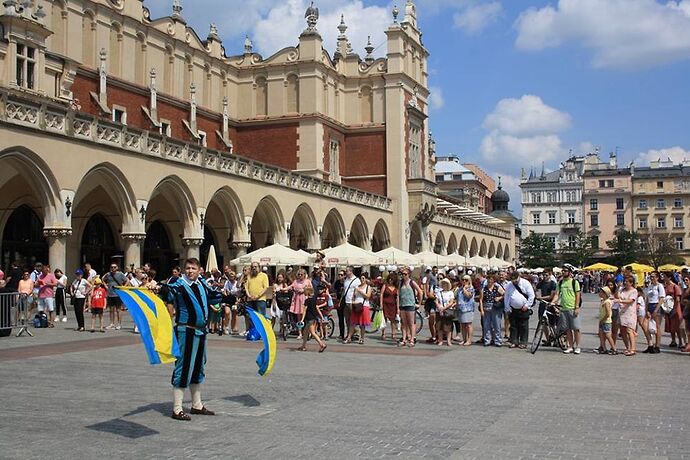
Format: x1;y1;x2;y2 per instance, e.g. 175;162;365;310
145;0;690;213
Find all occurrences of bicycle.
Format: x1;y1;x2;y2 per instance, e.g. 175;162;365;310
529;301;568;354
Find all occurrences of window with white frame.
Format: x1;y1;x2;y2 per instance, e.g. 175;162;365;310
567;235;576;248
546;192;556;202
532;213;540;225
657;216;666;228
675;237;684;250
616;214;625;226
616;197;624;210
160;120;171;136
591;214;599;227
112;106;127;125
547;235;557;247
675;216;684;228
567;211;576;224
531;192;541;203
547;212;556;224
329;139;340;184
590;199;598;210
639;199;647;209
15;43;36;90
408;123;422;179
674;197;683;208
639;217;647;229
656;198;666;208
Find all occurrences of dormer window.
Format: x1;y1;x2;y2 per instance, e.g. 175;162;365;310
112;106;127;125
198;130;207;147
16;44;36;90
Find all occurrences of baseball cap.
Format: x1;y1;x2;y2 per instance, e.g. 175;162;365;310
74;269;84;276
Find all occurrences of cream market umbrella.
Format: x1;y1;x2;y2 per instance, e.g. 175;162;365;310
374;247;417;267
230;244;311;266
488;256;511;269
205;245;219;273
412;251;456;267
467;255;490;268
322;243;377;266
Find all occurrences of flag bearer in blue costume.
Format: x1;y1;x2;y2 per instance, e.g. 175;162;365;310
166;258;223;421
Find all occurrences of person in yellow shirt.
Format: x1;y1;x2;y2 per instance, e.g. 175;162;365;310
246;262;269;316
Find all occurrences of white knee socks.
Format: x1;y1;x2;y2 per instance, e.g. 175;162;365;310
173;387;184;414
190;383;202;410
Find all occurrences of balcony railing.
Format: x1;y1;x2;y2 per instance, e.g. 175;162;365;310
0;88;392;212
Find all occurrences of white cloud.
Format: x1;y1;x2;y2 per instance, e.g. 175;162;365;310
453;2;502;34
253;1;391;57
481;131;564;163
515;0;690;69
637;146;690;164
429;86;445;110
482;95;571;137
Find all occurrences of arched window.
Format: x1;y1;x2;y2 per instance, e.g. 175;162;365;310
82;11;96;66
134;34;147;84
109;23;122;76
360;86;373;123
1;205;47;269
81;213;118;276
255;77;267;117
286;74;299;113
164;46;174;93
51;1;66;55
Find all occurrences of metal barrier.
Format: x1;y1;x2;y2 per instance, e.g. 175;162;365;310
0;292;32;337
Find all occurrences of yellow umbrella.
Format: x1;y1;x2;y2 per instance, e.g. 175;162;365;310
625;262;655;272
658;263;682;272
583;262;618;271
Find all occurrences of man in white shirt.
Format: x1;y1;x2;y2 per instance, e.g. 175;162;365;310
503;271;535;348
340;266;360;342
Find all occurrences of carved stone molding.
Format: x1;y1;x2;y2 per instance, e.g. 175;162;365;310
182;238;204;247
121;233;146;242
43;228;73;238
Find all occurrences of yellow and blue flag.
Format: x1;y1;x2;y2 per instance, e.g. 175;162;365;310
115;287;180;365
245;308;276;376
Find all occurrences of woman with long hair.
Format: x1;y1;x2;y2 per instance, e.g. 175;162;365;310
346;273;372;344
618;276;638;356
397;269;422;347
379;272;399;341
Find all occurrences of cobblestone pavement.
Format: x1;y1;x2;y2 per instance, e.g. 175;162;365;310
1;294;689;460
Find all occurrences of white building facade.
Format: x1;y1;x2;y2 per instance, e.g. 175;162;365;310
520;157;585;249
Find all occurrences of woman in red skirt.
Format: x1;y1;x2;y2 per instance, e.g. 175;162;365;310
346;273;372;344
379;272;399;341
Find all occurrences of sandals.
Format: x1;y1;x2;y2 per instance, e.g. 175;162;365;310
607;349;618;355
623;350;636;356
297;346;307;351
319;344;327;353
397;339;407;347
425;337;436;344
358;339;364;345
172;411;191;421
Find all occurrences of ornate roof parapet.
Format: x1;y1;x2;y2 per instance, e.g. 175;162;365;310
244;35;253;55
2;0;46;23
402;0;417;28
334;14;350;59
392;5;400;24
364;36;375;64
207;23;219;42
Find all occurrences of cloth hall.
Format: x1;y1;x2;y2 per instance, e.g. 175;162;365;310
0;0;516;275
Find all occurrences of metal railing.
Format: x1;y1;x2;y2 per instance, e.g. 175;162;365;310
0;292;33;337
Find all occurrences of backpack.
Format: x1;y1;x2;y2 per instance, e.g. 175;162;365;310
559;278;582;308
33;312;48;328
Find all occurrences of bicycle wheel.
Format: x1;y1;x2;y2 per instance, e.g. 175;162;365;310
529;321;544;354
327;316;335;338
556;331;568;350
415;310;424;334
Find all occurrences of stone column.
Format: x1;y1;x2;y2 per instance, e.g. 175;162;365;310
230;242;251;260
122;233;146;271
182;238;204;260
43;228;72;271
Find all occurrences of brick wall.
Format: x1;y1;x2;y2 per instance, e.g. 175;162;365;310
341;130;387;195
235;124;299;170
342;177;386;196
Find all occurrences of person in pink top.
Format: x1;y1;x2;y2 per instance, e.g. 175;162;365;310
289;268;311;340
617;276;638;356
37;264;58;327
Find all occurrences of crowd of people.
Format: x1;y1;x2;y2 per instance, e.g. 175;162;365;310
2;259;689;357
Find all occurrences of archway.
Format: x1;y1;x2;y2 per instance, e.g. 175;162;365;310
81;213;119;275
251;196;284;251
321;208;346;248
199;225;219;270
408;221;423;254
459;235;468;256
1;205;48;270
433;231;446;255
348;214;369;249
289;203;318;250
496;243;503;259
479;240;488;257
144;220;176;276
206;186;245;262
447;234;458;255
488;241;496;258
469;237;478;257
371;219;390;252
504;245;511;262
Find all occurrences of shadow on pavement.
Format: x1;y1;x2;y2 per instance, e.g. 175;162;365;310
86;418;159;439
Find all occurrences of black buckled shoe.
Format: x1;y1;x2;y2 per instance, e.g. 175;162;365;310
190;406;215;415
172;411;191;421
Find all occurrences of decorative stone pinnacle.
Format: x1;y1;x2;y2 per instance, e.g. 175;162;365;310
150;68;157;79
244;35;253;54
190;82;196;95
172;0;183;17
337;14;347;37
208;23;219;41
365;35;374;60
392;5;399;23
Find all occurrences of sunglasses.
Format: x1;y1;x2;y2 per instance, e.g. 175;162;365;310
402;272;409;276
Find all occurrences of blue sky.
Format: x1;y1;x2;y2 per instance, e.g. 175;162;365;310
146;0;690;209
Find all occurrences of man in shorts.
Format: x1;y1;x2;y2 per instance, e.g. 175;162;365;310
245;262;269;316
552;265;581;354
102;263;129;330
36;264;58;327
